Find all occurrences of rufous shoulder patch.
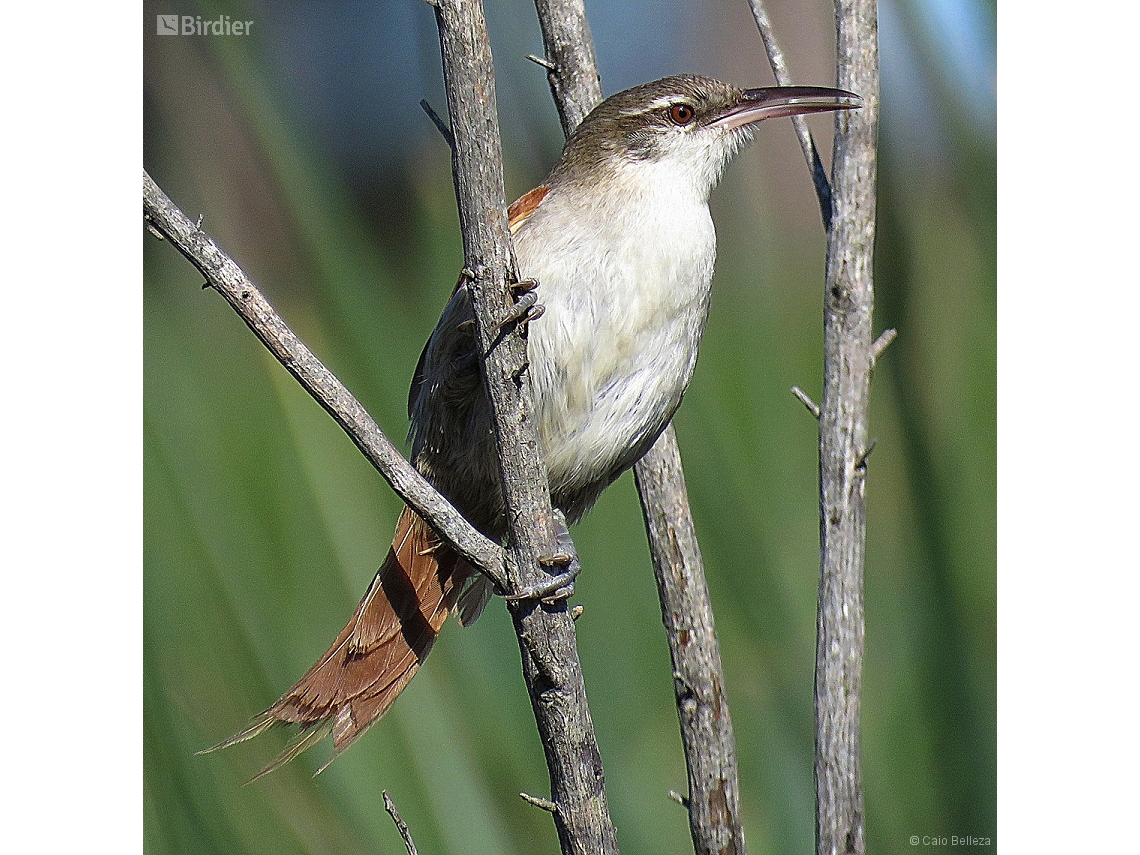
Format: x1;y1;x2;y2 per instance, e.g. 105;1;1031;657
508;185;550;234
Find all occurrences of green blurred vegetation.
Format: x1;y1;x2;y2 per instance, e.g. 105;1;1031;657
144;1;995;853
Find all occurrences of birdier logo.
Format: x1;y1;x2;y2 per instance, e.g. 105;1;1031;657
156;14;253;36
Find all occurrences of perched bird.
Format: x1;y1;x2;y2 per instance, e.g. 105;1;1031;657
209;74;859;777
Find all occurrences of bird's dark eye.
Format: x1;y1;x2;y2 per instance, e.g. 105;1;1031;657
668;103;695;125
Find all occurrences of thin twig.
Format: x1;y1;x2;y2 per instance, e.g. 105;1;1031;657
142;171;508;590
520;792;560;813
871;327;897;363
419;99;455;152
524;53;557;71
744;0;834;227
383;791;420;855
791;385;822;419
144;215;164;240
431;2;618;853
668;790;690;809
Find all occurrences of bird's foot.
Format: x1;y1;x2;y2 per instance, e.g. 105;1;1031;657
503;550;581;605
493;279;544;334
504;512;580;604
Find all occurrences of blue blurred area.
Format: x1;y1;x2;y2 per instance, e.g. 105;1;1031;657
243;0;993;187
248;0;695;183
913;0;995;125
880;0;995;173
248;0;441;174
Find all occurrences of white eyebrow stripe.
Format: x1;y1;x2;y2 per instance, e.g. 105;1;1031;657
646;94;685;110
619;94;688;116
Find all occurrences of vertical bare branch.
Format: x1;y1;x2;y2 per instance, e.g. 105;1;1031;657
815;1;879;853
528;4;748;854
431;2;619;853
745;2;879;850
530;0;603;135
635;425;747;855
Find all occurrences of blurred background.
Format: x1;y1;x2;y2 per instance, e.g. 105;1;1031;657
143;0;994;853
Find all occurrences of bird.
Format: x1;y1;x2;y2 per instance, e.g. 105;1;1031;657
207;74;860;778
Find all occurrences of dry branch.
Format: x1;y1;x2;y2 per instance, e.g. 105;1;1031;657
431;2;618;853
635;425;747;855
529;3;749;854
814;1;879;853
382;791;420;855
745;2;880;852
531;0;603;135
142;171;507;588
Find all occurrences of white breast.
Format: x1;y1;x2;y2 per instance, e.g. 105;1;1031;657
513;162;716;499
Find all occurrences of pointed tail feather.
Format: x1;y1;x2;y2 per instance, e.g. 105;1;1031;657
213;506;471;776
247;723;332;783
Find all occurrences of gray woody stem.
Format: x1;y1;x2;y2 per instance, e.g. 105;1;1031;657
815;1;878;853
141;171;507;588
529;2;749;854
531;0;603;135
430;2;619;854
635;425;747;855
382;791;420;855
748;1;880;851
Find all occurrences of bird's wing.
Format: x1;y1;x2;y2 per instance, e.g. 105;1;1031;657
408;270;470;418
508;184;549;234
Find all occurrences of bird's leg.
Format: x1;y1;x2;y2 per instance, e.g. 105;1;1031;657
503;510;581;604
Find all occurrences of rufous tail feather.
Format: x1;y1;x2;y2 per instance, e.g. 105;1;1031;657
203;506;471;778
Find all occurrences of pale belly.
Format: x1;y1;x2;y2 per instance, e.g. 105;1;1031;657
517;209;714;518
